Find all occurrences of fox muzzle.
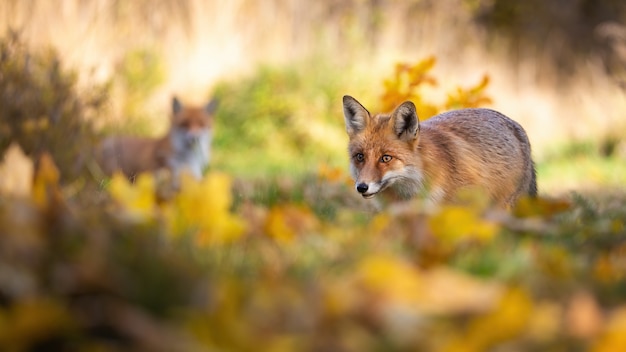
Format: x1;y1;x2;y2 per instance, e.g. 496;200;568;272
356;183;369;194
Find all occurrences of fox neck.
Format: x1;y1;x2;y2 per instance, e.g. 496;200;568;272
374;128;452;204
413;127;457;203
168;129;211;179
386;166;426;199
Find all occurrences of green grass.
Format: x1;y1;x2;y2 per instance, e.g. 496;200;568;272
208;56;382;178
537;140;626;194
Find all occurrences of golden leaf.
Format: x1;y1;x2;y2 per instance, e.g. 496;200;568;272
526;301;562;342
443;287;533;352
264;204;318;244
108;172;157;220
317;163;352;186
168;172;245;246
323;278;359;317
380;57;438;113
591;307;626;352
32;153;62;208
444;74;492;110
429;205;499;245
357;254;424;305
370;213;391;234
355;256;502;345
513;196;571;218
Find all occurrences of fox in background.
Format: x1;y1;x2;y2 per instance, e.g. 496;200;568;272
342;95;537;207
97;96;218;181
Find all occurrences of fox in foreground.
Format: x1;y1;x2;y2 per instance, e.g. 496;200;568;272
98;97;217;181
343;95;537;207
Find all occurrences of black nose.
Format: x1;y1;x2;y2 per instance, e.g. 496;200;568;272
356;183;369;194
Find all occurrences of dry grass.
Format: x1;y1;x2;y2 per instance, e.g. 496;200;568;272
1;0;624;164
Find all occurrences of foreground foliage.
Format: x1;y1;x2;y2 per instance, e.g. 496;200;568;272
3;30;626;352
0;31;107;182
1;145;626;352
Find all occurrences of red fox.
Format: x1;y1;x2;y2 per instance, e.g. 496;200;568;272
98;96;217;181
342;95;537;206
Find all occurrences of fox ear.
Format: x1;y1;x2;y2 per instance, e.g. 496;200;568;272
172;96;182;115
205;98;219;114
343;95;370;136
391;101;419;142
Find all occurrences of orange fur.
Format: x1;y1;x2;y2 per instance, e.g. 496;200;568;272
343;95;536;207
97;96;217;181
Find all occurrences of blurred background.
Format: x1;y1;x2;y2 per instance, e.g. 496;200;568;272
1;0;625;192
3;2;626;351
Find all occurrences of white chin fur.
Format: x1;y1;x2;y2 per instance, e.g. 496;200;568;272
354;167;424;199
356;182;383;198
381;167;424;198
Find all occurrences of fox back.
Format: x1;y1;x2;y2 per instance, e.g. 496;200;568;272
343;95;537;206
98;97;218;181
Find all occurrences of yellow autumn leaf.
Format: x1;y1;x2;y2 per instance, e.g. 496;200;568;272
414;101;439;121
323;278;359;317
380;57;438;112
265;206;295;244
443;287;533;352
185;278;253;349
355;256;504;346
108;172;157;220
513;195;571;218
264;335;303;352
407;56;437;86
317;163;352;186
357;255;503;313
593;254;621;283
264;204;318;244
444;74;492;110
526;301;562;343
357;254;424;305
168;172;245;246
32;153;62;208
370;213;391;234
592;306;626;352
429;205;499;245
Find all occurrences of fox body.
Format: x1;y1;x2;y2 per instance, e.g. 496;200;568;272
98;97;217;180
343;95;537;206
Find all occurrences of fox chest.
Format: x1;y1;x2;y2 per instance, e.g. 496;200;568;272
167;134;211;178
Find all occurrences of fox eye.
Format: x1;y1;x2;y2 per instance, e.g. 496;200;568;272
380;155;392;163
354;153;365;162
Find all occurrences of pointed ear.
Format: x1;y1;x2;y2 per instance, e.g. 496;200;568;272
172;96;182;115
343;95;370;136
205;98;219;114
391;101;419;142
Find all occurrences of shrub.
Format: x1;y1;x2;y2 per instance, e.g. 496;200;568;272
0;31;108;182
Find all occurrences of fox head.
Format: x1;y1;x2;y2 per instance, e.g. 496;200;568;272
343;95;423;199
169;96;219;179
171;96;218;148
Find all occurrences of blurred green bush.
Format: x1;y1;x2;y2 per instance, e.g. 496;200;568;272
211;60;350;176
0;31;108;182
